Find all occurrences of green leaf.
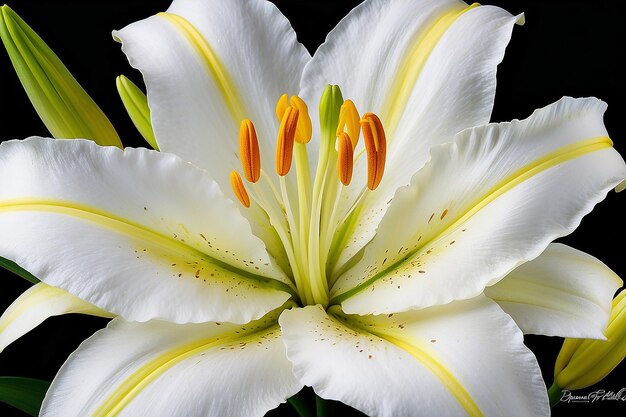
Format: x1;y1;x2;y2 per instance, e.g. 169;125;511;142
0;377;50;416
0;257;39;285
0;5;122;148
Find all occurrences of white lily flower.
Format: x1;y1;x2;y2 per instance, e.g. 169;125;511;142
0;0;625;416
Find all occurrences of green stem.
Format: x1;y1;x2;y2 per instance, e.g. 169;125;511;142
288;392;313;417
315;394;332;417
548;381;563;408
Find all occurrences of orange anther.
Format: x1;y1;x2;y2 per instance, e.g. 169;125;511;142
337;132;354;186
275;93;289;121
239;119;261;183
276;106;299;176
276;94;312;144
337;100;360;149
361;112;386;190
230;171;250;208
289;96;312;143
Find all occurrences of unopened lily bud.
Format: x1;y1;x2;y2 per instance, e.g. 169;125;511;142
0;5;122;147
116;75;157;150
549;290;626;405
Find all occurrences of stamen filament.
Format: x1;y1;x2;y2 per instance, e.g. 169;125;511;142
246;182;310;304
294;142;311;275
260;170;284;209
279;174;313;303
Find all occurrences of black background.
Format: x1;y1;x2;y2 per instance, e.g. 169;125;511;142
0;0;625;416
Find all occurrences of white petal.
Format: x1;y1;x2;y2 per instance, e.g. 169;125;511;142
41;306;302;417
302;1;520;271
280;298;548;417
0;138;294;324
114;0;307;261
0;283;112;353
332;97;626;315
114;0;309;195
486;243;622;338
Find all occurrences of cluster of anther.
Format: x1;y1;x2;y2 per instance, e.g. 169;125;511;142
230;93;386;208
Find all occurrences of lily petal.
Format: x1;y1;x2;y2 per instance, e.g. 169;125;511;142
301;0;520;270
0;138;294;324
332;97;626;315
0;283;112;353
280;298;548;417
114;0;309;193
114;0;308;262
40;305;302;417
485;243;622;338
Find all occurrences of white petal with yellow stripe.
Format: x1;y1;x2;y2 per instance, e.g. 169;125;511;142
486;243;623;338
280;298;548;417
0;283;113;353
40;305;302;417
0;138;295;324
300;0;521;271
114;0;309;197
114;0;307;265
332;97;626;315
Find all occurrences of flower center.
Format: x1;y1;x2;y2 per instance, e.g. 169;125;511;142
229;85;387;307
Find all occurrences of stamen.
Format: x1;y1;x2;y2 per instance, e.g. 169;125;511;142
229;171;250;208
337;132;354;186
239;119;260;183
276;106;299;176
337;99;361;148
289;96;312;143
275;94;289;121
361;112;387;190
276;94;312;144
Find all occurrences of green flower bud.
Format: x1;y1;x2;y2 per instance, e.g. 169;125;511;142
549;289;626;405
116;75;158;150
0;5;121;147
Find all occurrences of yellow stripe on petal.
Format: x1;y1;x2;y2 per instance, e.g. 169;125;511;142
0;199;296;297
90;317;285;417
332;136;613;304
380;333;484;417
381;3;478;136
158;12;246;124
440;136;612;237
327;306;484;417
